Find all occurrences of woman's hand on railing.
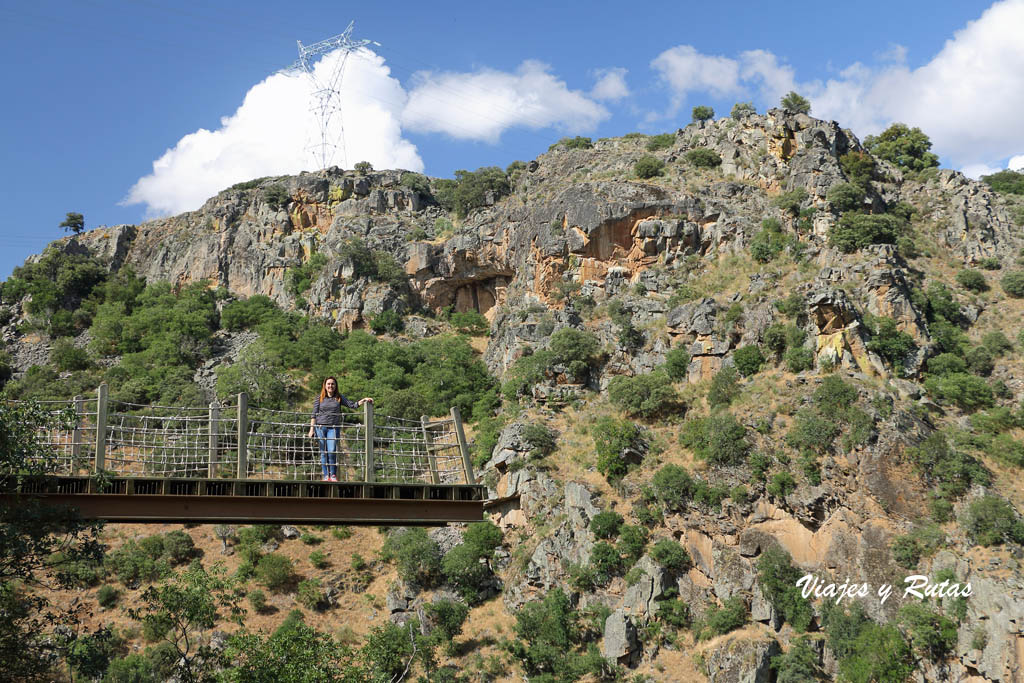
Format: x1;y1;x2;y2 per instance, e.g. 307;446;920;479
357;397;374;407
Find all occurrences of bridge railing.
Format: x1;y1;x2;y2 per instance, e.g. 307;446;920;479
11;384;476;485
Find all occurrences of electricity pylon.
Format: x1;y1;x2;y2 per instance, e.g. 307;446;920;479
281;22;379;171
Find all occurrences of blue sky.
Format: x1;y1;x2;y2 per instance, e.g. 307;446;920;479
2;0;1022;280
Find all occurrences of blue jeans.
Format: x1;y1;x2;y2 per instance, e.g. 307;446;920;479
316;426;339;478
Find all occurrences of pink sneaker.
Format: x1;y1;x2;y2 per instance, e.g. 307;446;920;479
329;475;337;482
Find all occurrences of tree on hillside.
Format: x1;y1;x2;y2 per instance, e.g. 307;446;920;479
59;211;84;235
692;105;714;122
864;123;940;172
780;91;811;114
1;400;105;680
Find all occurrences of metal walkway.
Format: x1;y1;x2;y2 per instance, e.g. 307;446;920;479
1;386;487;525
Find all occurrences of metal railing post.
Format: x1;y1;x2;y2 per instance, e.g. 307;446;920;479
421;415;441;485
94;383;108;473
363;401;375;482
208;402;219;478
72;395;83;472
450;406;475;484
237;393;248;480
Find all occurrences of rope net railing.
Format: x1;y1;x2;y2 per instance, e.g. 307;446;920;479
6;392;473;485
17;398;98;476
245;407;365;481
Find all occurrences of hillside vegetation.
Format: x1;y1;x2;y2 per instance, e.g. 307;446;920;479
2;106;1024;682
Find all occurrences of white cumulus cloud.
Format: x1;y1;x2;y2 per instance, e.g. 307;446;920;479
649;0;1024;174
809;0;1024;169
650;45;741;115
1009;155;1024;171
401;60;609;143
124;49;421;217
590;68;630;101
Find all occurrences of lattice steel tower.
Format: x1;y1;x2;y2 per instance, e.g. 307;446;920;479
282;22;378;171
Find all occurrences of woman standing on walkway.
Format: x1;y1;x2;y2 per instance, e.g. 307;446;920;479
308;377;373;481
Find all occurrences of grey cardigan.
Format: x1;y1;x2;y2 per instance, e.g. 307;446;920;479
311;394;358;425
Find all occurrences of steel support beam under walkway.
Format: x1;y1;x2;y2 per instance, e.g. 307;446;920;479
1;476;486;526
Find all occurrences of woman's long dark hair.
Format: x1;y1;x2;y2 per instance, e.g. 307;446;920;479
319;377;340;401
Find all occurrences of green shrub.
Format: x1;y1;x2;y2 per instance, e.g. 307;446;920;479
663;346;690;380
97;584;119;608
864;316;916;370
981;169;1024;195
424;598;470;651
775;292;805;318
521;423;557;458
772;636;822;681
756;545;813;631
589;541;622;584
618;525;648;563
221;295;280;331
1001;271;1024;297
650;539;691;573
634;156;665;179
381;528;441;588
730;102;755;119
732;345;765;377
927;353;967;376
399;172;431;196
679;413;749;465
439;543;493;604
907;432;989;499
433;166;511;218
763;323;789;356
767;471;796;499
966;346;995;376
981;331;1013;356
608;371;680;418
548;327;601;374
898;603;958;661
962;496;1024;546
592;417;643;481
697;596;748;640
750;219;789;263
657;599;692;628
248;590;267;613
956;269;988;292
369;310;404;334
511;588;587;679
772;188;809;216
162;530;196;565
780;91;810;114
645;133;675;151
784;347;815;372
840;151;876;188
864;123;939;172
256;553;295;591
449;310;489;335
691;105;714;122
708;365;741;407
590;510;624;540
923;372;994;411
685;148;721;168
652;464;694;511
829;213;906;252
308;551;328;570
296;578;323;610
550;136;593;151
826;182;867;212
50;339;90;371
263;184;290;210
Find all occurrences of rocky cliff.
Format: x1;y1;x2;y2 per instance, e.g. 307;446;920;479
3;109;1024;682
